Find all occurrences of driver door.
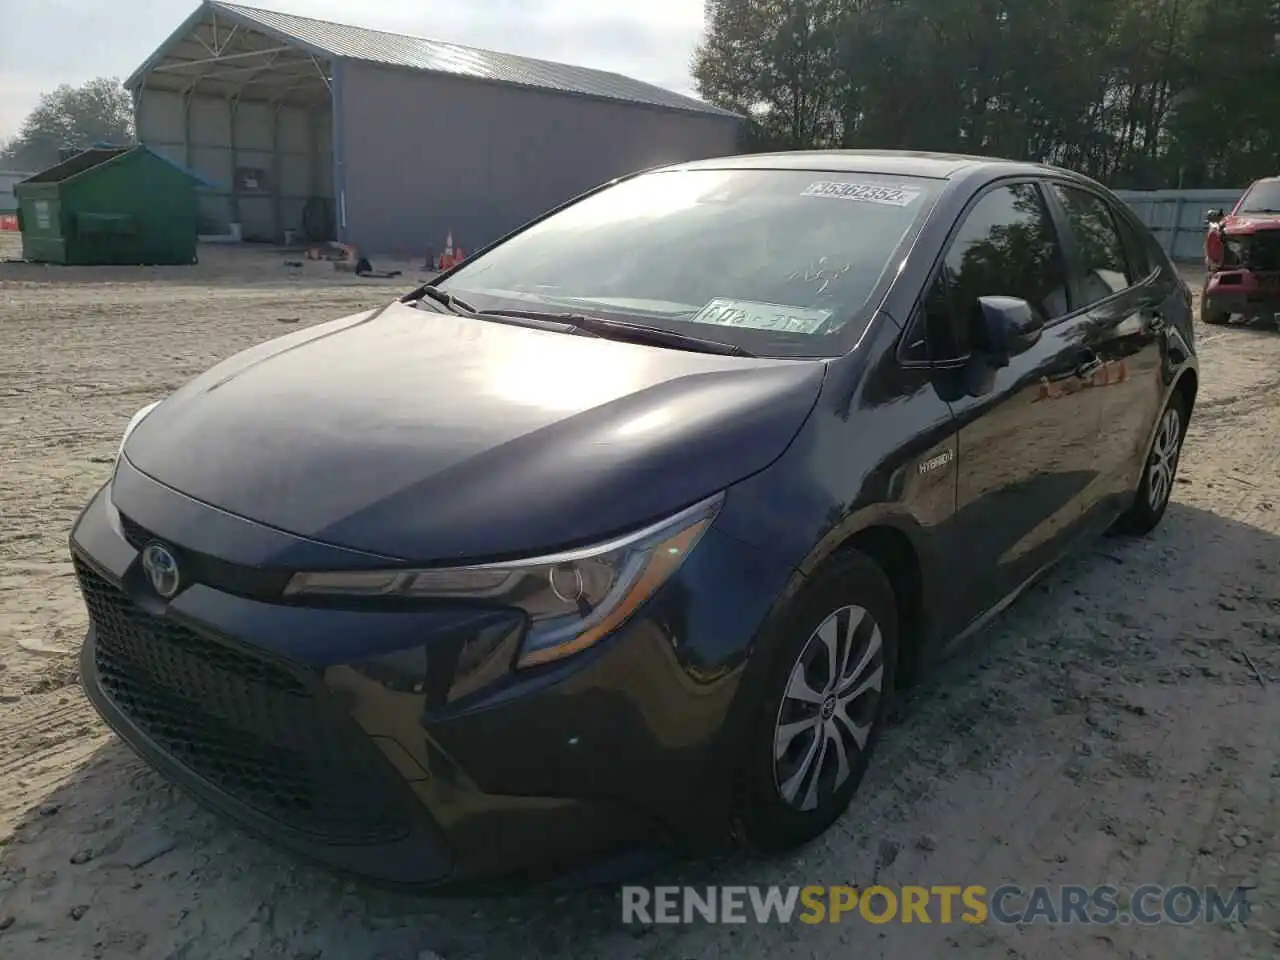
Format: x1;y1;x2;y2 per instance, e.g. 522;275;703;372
923;180;1107;637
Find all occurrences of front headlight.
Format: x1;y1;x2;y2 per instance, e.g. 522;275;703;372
285;493;724;668
114;400;162;471
1223;236;1248;266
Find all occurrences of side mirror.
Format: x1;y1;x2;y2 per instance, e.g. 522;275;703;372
973;296;1043;368
1205;207;1225;225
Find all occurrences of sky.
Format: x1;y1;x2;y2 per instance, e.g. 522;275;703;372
0;0;707;143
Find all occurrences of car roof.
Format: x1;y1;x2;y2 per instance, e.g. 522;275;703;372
664;149;1065;181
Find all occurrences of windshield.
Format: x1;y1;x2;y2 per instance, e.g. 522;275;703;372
436;167;942;358
1237;181;1280;214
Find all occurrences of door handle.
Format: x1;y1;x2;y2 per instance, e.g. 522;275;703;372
1074;349;1103;380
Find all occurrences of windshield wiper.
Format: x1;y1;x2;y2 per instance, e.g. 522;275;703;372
476;309;756;357
418;286;479;315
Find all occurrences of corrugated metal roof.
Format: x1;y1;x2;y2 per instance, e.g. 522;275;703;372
209;2;741;120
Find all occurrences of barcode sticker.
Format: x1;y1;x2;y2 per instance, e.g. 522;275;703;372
801;181;922;207
687;298;832;334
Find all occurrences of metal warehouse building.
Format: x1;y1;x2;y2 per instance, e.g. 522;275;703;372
127;1;744;254
1;170;35;215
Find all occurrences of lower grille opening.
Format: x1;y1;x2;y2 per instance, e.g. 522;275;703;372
76;558;412;844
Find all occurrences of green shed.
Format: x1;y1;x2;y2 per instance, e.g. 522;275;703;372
14;146;210;265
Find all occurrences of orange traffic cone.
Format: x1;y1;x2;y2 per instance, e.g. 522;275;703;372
440;231;456;269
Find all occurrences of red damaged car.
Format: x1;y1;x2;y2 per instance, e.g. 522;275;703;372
1202;177;1280;326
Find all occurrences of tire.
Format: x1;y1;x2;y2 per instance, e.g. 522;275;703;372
1199;281;1230;325
736;550;898;854
1113;393;1188;536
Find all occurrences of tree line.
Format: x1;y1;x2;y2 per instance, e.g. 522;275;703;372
693;0;1280;189
1;78;134;171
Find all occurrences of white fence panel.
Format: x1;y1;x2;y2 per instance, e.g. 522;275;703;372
1112;188;1243;262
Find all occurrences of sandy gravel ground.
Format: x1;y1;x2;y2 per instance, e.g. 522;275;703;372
1;236;1277;959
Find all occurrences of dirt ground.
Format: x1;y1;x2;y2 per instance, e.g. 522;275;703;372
0;234;1277;959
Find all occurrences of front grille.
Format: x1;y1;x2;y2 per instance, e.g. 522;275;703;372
1248;231;1280;272
75;558;412;844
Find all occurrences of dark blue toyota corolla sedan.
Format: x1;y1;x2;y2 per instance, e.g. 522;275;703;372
70;150;1198;889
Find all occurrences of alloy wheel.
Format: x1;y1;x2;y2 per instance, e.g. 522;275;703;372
1146;406;1182;511
772;604;885;812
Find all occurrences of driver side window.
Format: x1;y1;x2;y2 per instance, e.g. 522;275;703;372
908;182;1071;364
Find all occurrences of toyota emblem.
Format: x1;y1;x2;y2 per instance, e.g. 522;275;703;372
141;542;182;598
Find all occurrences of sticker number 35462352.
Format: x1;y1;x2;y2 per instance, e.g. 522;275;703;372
801;181;922;206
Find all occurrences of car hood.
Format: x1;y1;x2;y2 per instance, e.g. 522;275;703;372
124;301;826;562
1222;213;1280;234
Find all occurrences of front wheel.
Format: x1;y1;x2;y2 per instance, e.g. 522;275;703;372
1202;308;1230;325
1199;281;1230;325
736;551;898;854
1113;395;1187;536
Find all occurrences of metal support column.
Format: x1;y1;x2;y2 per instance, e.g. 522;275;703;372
227;95;242;228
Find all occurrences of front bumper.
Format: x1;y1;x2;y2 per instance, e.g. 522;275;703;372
1204;269;1280;318
69;465;794;888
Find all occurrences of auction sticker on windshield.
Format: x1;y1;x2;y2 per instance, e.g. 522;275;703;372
688;298;832;334
801;181;922;206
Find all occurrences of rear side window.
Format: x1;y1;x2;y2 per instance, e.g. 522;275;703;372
1050;184;1134;304
1111;207;1153;280
911;182;1070;362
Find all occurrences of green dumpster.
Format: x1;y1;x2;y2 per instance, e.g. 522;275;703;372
13;146;210;265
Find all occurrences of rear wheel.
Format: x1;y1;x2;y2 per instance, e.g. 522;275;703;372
736;551;898;853
1114;394;1187;536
